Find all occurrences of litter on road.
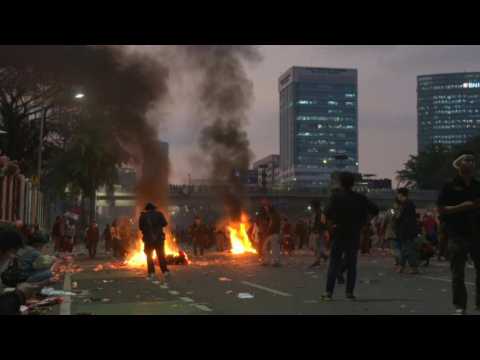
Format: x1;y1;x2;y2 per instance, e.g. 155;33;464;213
41;288;76;297
218;277;232;282
238;292;254;299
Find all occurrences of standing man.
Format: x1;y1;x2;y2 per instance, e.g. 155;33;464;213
139;203;170;280
321;172;379;301
395;188;420;274
189;215;209;257
437;150;480;315
261;203;282;267
86;221;100;259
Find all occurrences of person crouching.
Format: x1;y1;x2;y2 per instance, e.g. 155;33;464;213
17;232;55;283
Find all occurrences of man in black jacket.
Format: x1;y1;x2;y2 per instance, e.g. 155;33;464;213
395;188;420;274
139;203;170;281
437;150;480;315
321;172;379;301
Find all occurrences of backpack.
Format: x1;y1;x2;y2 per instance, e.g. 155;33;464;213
1;257;29;287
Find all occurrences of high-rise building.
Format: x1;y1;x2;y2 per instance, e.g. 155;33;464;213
279;67;358;187
418;72;480;152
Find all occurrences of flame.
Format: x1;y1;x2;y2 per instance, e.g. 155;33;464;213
125;230;189;268
227;213;257;255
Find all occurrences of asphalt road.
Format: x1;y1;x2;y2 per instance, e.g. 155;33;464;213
52;245;480;316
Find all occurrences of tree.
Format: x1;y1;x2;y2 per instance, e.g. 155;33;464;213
397;138;480;190
397;144;455;190
45;108;130;222
0;67;65;177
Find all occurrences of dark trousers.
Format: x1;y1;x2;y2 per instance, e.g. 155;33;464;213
88;241;98;259
399;238;418;268
145;242;169;275
337;257;348;280
193;238;205;256
326;235;360;295
257;234;266;257
449;236;480;310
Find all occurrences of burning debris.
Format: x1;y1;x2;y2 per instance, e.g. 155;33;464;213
226;213;257;255
125;228;189;268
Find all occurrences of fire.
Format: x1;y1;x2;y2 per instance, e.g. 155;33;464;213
125;230;189;268
227;213;257;255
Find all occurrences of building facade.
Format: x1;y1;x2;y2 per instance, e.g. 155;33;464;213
252;154;280;188
418;72;480;152
279;67;359;188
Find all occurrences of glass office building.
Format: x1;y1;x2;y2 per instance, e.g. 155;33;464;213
279;67;358;188
418;72;480;153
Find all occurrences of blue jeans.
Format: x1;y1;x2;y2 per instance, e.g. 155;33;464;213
399;238;418;268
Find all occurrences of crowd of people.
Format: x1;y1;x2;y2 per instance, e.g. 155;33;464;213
2;149;480;315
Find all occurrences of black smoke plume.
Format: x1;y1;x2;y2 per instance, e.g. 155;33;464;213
179;45;261;220
0;45;170;208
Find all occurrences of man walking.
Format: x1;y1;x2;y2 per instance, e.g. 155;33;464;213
139;203;170;280
395;188;420;274
321;172;379;301
437;150;480;315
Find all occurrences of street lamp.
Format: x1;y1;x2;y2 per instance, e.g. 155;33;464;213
74;92;85;99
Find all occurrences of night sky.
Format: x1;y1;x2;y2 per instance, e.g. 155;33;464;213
132;45;480;184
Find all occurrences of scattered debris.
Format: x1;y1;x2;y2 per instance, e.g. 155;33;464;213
102;280;114;283
186;291;194;295
41;288;76;297
101;298;111;303
93;264;104;272
225;290;233;295
218;277;232;282
169;290;180;295
238;292;254;299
